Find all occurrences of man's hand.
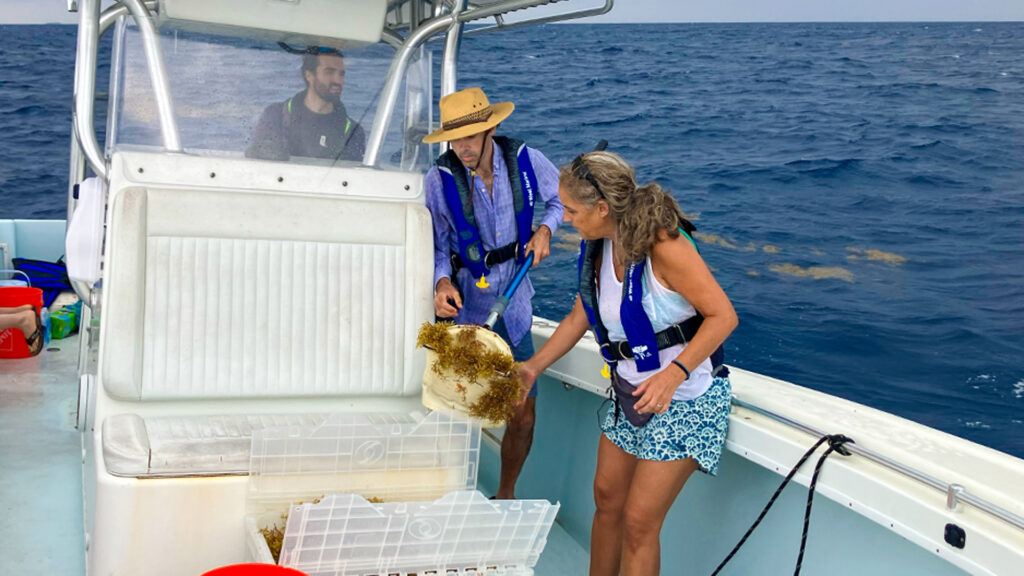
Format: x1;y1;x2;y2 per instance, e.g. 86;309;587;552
525;225;552;267
434;277;462;318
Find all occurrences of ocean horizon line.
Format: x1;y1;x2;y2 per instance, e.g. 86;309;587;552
3;19;1024;27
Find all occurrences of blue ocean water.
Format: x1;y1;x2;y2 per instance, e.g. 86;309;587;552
1;22;1022;458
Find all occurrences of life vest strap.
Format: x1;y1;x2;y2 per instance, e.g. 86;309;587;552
600;313;730;377
450;241;519;274
599;314;704;363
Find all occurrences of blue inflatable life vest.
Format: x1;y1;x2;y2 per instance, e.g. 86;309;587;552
576;222;728;375
436;136;537;280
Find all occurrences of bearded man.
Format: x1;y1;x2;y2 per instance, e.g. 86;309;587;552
246;47;366;162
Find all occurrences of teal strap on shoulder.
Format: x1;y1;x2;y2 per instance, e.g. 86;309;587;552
678;227;698;252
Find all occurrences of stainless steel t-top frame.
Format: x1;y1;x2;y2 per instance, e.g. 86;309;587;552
68;0;613;179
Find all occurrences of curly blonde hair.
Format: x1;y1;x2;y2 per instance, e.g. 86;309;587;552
559;150;687;264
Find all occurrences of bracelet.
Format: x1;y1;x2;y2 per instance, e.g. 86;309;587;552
671;360;690;380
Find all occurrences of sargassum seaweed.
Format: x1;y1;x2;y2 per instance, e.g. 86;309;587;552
417;322;523;424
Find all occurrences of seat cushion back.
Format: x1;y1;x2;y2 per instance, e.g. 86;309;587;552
100;171;431;401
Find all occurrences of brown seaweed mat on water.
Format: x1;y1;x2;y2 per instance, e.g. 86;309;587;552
417;321;523;425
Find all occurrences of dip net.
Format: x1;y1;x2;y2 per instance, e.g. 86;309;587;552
417;322;523;427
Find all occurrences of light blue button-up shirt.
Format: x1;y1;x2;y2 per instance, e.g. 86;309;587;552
425;140;563;347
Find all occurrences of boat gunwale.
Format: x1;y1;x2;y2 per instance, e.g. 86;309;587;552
529;317;1024;538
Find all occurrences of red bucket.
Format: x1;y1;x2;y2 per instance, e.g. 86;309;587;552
0;286;43;359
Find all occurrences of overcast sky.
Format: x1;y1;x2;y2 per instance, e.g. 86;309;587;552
2;0;1022;25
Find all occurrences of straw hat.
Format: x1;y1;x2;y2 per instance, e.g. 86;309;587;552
422;87;514;143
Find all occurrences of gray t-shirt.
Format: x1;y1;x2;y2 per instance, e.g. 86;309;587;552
246;90;366;162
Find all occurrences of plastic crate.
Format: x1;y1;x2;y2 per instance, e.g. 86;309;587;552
247;491;559;576
248;410;481;512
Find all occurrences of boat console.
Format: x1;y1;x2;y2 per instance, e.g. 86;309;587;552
68;1;595;573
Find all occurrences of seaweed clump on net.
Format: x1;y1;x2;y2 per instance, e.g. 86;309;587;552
417;321;523;424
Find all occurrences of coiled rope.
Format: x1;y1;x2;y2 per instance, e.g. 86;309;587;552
711;433;855;576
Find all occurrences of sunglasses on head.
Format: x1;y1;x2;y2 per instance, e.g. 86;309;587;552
571;155;607;200
278;42;344;58
571;139;610;199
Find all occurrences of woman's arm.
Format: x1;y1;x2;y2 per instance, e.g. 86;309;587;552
518;295;591;398
633;231;738;414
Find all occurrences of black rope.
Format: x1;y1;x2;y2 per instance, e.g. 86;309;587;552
711;433;854;576
792;434;853;575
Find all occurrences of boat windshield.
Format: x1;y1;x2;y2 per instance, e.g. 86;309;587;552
107;21;432;172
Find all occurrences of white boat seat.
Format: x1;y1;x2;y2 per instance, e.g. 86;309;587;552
103;413;328;477
99;153;433;402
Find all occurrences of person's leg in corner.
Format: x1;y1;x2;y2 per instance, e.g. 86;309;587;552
494;319;536;500
0;306;43;355
0;304;33;318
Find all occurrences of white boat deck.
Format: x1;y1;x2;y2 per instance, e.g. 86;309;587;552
0;334;85;575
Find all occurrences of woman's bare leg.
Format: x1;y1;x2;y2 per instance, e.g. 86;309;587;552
620;457;699;576
590;435;638;576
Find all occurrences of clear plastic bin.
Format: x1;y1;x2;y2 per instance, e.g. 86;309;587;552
248;410;481;510
246;491;559;576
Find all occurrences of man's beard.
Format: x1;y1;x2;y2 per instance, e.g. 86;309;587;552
313;81;342;105
460;154;480;171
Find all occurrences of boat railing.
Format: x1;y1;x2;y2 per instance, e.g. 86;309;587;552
121;0;180;151
74;0;178;183
459;0;613;38
731;396;1024;532
366;0;613;165
72;0;106;180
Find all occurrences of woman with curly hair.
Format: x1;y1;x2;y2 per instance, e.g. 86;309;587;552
519;150;737;575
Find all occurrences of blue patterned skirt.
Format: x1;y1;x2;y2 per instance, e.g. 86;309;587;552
601;376;732;475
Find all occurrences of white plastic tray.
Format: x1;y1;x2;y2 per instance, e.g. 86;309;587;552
247;491;559;576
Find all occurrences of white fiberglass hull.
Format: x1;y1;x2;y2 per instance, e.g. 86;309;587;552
3;321;1021;575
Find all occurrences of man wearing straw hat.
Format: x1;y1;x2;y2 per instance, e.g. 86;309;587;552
423;87;563;499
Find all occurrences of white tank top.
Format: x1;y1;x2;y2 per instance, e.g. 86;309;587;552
597;239;713;401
